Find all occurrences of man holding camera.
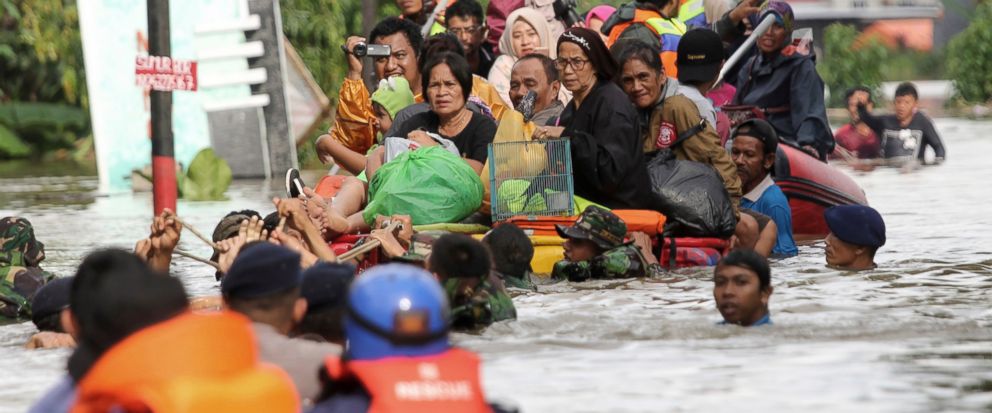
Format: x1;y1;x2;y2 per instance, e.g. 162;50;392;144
324;17;425;155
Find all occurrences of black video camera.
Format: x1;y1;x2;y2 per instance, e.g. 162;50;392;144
553;0;582;28
341;42;392;58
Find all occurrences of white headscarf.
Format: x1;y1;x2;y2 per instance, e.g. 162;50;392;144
498;7;556;59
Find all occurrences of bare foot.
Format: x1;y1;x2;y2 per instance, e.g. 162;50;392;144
321;208;351;238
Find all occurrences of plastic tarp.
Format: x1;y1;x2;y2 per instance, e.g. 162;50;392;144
646;151;736;238
364;146;484;225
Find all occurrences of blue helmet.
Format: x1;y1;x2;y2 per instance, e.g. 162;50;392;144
345;264;450;360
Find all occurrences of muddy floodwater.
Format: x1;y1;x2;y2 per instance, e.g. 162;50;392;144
1;119;990;412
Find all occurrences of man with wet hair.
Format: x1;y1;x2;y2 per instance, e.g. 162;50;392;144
832;86;880;160
713;249;773;326
508;54;563;125
428;233;516;330
857;81;946;163
482;223;536;290
823;205;886;271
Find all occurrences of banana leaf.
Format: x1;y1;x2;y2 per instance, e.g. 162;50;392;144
177;149;232;201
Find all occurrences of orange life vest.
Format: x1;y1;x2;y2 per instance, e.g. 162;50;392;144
324;348;490;413
605;8;684;77
72;311;299;413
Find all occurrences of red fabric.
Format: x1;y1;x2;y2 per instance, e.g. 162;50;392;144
486;0;524;54
832;123;880;159
314;175;348;199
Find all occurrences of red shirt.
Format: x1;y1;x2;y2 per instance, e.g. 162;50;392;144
832;123;881;159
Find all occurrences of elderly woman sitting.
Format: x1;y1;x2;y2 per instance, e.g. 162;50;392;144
532;28;651;210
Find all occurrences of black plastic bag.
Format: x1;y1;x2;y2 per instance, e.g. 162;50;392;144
646;151;737;238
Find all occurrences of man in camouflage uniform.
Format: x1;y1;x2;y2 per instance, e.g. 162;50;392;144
552;206;663;281
1;217;56;320
444;273;517;331
428;233;516;331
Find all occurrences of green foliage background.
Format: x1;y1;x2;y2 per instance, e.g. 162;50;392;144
946;1;992;103
0;0;90;159
817;23;888;107
1;0;985;163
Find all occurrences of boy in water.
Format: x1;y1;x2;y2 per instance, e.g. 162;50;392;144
857;82;946;163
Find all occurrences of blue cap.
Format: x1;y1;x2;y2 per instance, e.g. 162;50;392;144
301;262;355;312
31;276;73;323
221;243;302;298
824;205;886;248
345;264;450;361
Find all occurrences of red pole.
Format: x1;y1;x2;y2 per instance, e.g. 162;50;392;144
148;0;176;215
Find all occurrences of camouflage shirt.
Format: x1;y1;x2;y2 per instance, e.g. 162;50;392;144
1;217;55;319
551;243;664;282
444;273;517;331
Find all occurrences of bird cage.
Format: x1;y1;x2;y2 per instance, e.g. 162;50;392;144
488;139;574;222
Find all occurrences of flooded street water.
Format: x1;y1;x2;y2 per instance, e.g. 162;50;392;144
1;119;990;412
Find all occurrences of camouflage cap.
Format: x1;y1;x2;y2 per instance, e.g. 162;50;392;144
0;217;45;267
555;205;627;250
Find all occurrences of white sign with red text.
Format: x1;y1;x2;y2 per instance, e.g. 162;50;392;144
135;55;198;91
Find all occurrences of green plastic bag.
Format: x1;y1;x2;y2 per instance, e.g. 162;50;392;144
364;146;484;225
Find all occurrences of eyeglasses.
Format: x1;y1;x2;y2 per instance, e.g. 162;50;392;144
555;57;589;71
448;26;482;36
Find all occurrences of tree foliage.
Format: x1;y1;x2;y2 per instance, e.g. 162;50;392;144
280;0;400;101
946;1;992;103
818;23;888;107
0;0;89;158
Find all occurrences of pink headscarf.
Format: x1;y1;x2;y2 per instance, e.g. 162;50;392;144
585;5;616;28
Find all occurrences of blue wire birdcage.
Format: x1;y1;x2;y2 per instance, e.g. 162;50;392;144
488;139;574;222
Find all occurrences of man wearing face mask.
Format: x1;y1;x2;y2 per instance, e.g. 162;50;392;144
508;54;563;126
720;1;834;160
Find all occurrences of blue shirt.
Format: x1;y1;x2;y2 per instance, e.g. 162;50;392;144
752;313;772;326
719;313;772;327
740;174;799;257
28;375;76;413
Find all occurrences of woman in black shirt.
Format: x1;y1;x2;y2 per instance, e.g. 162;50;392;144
532;28;650;210
380;52;497;175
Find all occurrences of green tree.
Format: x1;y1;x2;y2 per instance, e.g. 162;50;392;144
0;0;89;158
280;0;399;100
818;23;887;107
946;1;992;103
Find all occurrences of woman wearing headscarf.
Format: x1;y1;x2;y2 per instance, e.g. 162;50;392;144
488;7;566;106
721;1;834;159
532;28;650;210
585;5;616;43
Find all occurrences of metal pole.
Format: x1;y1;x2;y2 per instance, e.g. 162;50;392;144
148;0;177;215
361;0;378;89
361;0;378;37
715;14;777;88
